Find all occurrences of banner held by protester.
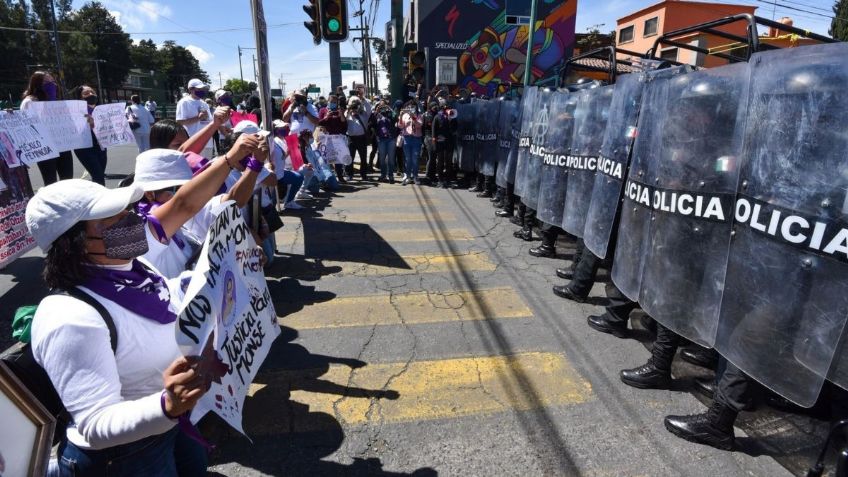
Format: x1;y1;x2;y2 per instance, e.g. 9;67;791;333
92;103;135;149
26;100;93;151
175;201;280;434
0;110;59;165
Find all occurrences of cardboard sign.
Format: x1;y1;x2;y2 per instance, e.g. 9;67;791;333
0;110;58;165
175;202;279;434
92;103;135;149
26;100;92;151
318;134;352;165
0;158;35;268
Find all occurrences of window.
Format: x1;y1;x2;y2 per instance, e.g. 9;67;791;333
619;25;634;44
644;17;658;37
660;47;678;61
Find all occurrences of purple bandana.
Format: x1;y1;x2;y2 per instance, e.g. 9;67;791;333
83;260;177;324
138;201;185;249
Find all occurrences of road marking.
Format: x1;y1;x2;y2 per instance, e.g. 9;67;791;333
245;352;593;433
340;252;496;276
303;227;474;244
338;211;457;223
333;195;445;205
281;287;532;329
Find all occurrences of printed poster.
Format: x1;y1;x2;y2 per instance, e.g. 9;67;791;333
26;100;92;151
92;103;135;149
0;110;58;165
0;149;35;268
175;201;279;434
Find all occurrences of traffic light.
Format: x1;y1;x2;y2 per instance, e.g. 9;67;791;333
409;50;426;83
303;1;321;45
320;0;348;42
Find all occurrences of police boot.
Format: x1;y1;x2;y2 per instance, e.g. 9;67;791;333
693;377;716;398
529;229;556;257
552;285;587;303
513;227;533;241
555;268;573;280
491;187;504;202
469;174;484;192
477;189;493;198
664;401;737;451
620;346;673;389
587;313;628;338
680;346;719;369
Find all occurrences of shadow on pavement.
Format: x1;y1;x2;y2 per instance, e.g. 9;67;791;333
301;218;410;270
205;326;431;476
264;252;344;282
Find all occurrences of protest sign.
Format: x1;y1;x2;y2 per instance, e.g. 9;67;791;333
284;134;304;170
92;103;135;149
0;156;35;268
27;100;92;151
176;202;279;434
230;111;258;128
0;110;58;165
319;134;352;165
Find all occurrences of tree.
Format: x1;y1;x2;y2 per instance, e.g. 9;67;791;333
157;40;210;100
62;2;132;91
371;38;390;79
222;79;257;95
0;1;34;102
832;0;848;41
61;32;97;91
130;39;159;72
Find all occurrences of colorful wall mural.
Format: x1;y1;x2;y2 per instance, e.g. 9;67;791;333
415;0;576;96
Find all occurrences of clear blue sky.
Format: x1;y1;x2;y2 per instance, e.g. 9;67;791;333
72;0;836;95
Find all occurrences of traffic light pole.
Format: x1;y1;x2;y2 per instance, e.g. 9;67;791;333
389;0;403;102
522;0;538;87
329;42;342;91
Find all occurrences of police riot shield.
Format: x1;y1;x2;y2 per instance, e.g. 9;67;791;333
611;65;692;301
561;85;614;235
513;87;538;198
475;100;500;177
455;103;477;172
715;43;848;407
495;99;518;188
535;91;576;226
522;88;554;209
583;73;645;259
637;63;750;348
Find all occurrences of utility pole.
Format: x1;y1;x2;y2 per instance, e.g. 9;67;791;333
249;0;272;132
252;54;258;84
329;43;342;91
48;0;65;95
218;72;223;89
90;59;105;99
523;0;538;87
389;0;403;102
238;46;244;81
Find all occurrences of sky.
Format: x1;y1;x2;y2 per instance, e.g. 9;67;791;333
71;0;837;96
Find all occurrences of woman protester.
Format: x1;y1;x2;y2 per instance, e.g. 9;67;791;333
24;137;261;474
398;101;423;185
269;119;311;211
374;103;398;183
126;95;155;153
19;71;74;185
73;85;109;185
317;94;349;182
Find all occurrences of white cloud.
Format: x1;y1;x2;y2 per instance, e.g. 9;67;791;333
102;0;173;31
186;45;214;64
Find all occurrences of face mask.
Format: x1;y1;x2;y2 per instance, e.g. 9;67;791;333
218;96;233;107
328;103;338;111
43;82;58;101
275;127;290;138
194;90;207;99
89;212;149;260
85;95;98;106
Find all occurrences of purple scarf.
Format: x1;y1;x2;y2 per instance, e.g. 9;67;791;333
83;260;176;324
138;201;185;249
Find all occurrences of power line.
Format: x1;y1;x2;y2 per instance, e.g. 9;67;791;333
756;0;848;23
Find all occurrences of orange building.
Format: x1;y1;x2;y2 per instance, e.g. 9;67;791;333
615;0;757;68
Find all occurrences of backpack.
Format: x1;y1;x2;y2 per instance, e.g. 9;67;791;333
0;287;117;445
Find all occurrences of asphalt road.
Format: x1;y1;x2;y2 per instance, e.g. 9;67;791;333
0;145;826;476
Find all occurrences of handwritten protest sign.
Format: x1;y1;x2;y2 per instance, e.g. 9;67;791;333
230;111;258;128
27;100;92;151
92;103;135;149
176;202;279;434
318;134;352;165
0;158;35;268
0;110;58;165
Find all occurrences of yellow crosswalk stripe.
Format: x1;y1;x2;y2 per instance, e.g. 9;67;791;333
304;228;474;244
281;287;532;329
339;211;457;222
245;352;593;433
334;252;496;276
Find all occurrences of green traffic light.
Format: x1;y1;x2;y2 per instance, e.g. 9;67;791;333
328;18;340;32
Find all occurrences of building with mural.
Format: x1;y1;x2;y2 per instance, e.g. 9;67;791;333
411;0;576;96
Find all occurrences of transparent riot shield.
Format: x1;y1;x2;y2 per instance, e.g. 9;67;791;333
476;100;500;177
611;65;692;301
716;43;848;407
495;99;518;188
583;74;645;259
513;87;539;198
638;63;750;348
456;103;477;173
535;90;576;226
522;88;554;209
561;85;615;235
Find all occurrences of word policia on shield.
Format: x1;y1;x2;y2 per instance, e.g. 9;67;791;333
176;202;280;434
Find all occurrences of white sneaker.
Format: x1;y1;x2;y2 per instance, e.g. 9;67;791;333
285;201;304;210
401;173;408;182
296;190;313;200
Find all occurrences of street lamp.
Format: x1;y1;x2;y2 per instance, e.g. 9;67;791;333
89;59;106;100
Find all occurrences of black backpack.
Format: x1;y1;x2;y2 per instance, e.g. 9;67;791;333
0;287;117;444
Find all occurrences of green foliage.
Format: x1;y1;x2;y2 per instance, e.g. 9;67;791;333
62;2;132;91
222;79;257;95
831;0;848;41
371;37;390;79
158;40;210;100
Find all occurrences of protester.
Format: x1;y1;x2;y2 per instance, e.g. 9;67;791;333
283;89;318;136
373;103;398;183
398;101;423;185
269;119;309;210
126;95;155;153
317;94;349;182
345;96;369;180
175;78;214;158
72;85;109;186
19;71;74;185
145;97;158;121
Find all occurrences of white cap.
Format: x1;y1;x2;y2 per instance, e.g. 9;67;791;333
134;149;193;192
233;120;260;135
272;119;289;130
214;89;230;101
187;78;207;90
26;180;144;251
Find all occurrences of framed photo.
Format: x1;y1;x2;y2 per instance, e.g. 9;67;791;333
0;361;55;477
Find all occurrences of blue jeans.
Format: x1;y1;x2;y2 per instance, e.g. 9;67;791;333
377;138;396;178
277;170;304;203
74;140;108;185
402;136;422;179
57;427;207;477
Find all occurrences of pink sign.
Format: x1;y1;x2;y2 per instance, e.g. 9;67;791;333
230;111;258;127
284;134;304;170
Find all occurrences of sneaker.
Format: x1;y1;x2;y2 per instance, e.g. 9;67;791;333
296;190;313;200
284;201;304;210
402;178;410;186
414;178;421;185
401;173;408;182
